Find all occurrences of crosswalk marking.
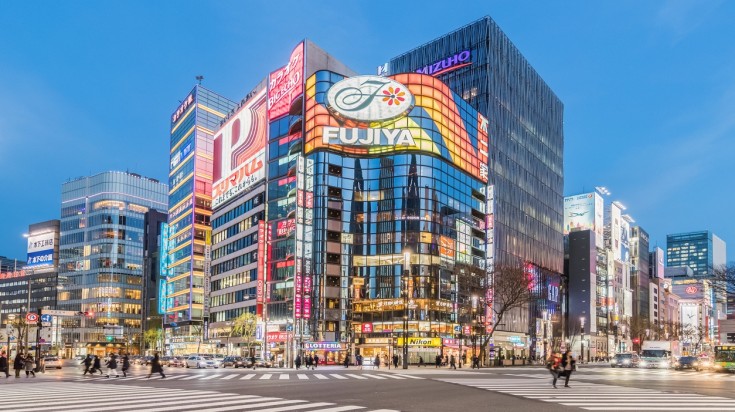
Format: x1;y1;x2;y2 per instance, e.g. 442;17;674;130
391;374;424;380
180;374;202;380
200;374;222;380
376;374;404;379
298;374;309;380
363;374;386;379
241;373;256;380
344;374;368;380
221;373;239;380
0;382;400;412
260;373;273;380
439;377;735;411
313;374;328;379
69;371;422;382
279;374;290;380
330;374;348;379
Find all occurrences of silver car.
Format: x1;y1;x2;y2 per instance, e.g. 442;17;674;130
185;355;218;369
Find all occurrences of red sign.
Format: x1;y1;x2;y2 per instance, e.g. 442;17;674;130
268;42;304;120
276;219;296;238
685;286;698;295
361;323;373;334
463;325;471;335
267;331;292;342
0;270;26;280
26;313;39;323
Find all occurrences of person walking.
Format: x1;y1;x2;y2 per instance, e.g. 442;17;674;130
24;354;36;378
81;354;92;375
450;354;457;370
561;350;576;388
392;354;399;368
251;355;257;371
0;351;9;378
121;354;130;377
546;352;562;388
374;354;380;369
356;354;363;370
106;353;119;378
313;354;319;369
92;355;104;375
13;353;24;378
295;354;302;370
147;353;166;379
343;355;349;368
435;354;441;368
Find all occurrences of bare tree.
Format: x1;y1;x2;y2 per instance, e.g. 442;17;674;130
481;263;534;349
9;318;28;354
682;323;708;354
711;264;735;296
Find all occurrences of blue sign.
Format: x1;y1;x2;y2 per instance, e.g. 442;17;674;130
27;249;53;267
40;314;52;323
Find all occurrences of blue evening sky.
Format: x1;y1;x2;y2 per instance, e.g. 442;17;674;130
1;1;733;262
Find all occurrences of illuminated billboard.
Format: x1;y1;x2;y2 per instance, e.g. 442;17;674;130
563;192;604;248
268;42;304;120
620;219;630;263
212;89;267;209
303;73;489;183
26;232;55;268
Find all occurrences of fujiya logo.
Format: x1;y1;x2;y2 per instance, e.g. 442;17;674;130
326;76;415;123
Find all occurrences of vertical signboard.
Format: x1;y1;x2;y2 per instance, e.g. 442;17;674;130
159;223;171;315
26;232;55;268
267;42;305;120
256;221;266;316
485;185;495;333
203;230;212;320
610;203;622;261
620;219;630;263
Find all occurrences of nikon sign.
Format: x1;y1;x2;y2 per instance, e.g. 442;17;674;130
396;337;441;347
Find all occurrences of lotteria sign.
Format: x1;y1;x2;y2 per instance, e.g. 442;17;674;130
416;50;472;77
303;341;344;350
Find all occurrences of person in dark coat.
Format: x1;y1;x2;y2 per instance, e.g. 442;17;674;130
392;354;399;368
435;354;441;368
450;354;457;370
313;354;319;369
106;353;119;378
24;354;35;377
561;351;576;388
343;355;349;368
147;353;165;378
0;351;9;378
374;355;380;369
92;355;103;375
81;354;93;375
121;354;130;377
251;355;257;370
304;355;312;370
295;355;302;370
14;353;24;378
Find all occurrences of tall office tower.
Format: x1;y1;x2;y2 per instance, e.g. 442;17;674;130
58;171;167;357
667;231;726;277
165;86;236;354
630;226;651;322
387;16;564;340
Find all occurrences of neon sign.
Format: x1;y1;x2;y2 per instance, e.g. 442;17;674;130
171;93;195;124
416;50;471;77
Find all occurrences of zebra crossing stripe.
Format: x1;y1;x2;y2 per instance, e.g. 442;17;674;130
301;407;364;412
363;374;386;379
221;374;240;380
200;374;222;380
125;397;291;412
239;402;334;412
330;374;348;379
298;374;309;379
260;373;273;380
392;374;424;379
279;374;290;380
313;374;328;379
344;374;368;379
376;374;404;379
180;374;202;380
240;373;256;379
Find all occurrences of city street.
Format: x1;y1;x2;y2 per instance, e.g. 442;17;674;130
2;362;734;411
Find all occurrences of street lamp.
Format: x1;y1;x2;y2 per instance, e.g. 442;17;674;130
542;310;548;361
402;251;410;370
580;316;585;364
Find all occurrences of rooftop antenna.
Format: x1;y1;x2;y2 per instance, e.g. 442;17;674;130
196;75;204;85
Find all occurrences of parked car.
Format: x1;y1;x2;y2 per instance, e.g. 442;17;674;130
160;356;173;367
185;355;219;369
169;357;186;368
223;356;246;368
44;357;62;369
610;353;639;368
250;357;272;368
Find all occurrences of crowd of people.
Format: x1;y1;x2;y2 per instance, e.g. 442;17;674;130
81;352;163;378
546;350;577;388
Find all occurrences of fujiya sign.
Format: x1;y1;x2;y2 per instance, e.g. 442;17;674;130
323;76;416;147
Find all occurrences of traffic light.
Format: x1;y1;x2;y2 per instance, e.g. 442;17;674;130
633;338;640;344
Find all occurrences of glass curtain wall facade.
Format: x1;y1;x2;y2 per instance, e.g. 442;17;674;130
58;171;167;356
666;231;719;277
388;16;565;336
166;85;235;352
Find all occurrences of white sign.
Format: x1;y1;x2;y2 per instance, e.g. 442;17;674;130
321;126;415;147
41;310;79;317
27;232;55;267
326;76;415;123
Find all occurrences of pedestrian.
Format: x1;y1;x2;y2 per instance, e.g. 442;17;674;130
106;353;119;378
92;355;103;375
393;354;399;368
121;354;130;377
147;353;166;379
472;355;480;369
81;354;92;375
13;353;24;378
343;355;349;368
357;354;363;370
561;350;576;388
24;354;36;378
0;351;9;378
251;355;257;370
546;352;562;388
450;354;456;370
374;354;380;369
419;356;425;367
295;355;302;370
313;354;319;369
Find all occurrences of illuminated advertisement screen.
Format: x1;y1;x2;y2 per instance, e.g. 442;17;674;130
212;89;267;209
620;219;630;262
563;193;595;235
303;72;489;183
159;222;171;314
26;232;55;268
268;42;304;120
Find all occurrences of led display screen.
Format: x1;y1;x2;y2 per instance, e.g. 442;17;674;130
303;72;489;183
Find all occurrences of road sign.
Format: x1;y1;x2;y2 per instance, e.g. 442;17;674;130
41;310;78;317
26;313;39;323
40;314;52;326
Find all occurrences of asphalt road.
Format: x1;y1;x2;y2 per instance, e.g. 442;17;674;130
2;361;733;411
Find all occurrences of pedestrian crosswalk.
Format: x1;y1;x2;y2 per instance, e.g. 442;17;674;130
0;381;401;412
437;377;735;410
508;369;735;381
71;372;424;382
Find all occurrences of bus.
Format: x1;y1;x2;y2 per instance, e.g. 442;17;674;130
713;345;735;372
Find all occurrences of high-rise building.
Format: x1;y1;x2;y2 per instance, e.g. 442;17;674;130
386;16;564;338
141;209;168;354
165;85;236;354
58;171;167;357
666;231;726;277
630;226;650;322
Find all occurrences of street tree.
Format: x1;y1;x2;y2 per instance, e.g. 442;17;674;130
231;312;258;357
143;328;163;352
